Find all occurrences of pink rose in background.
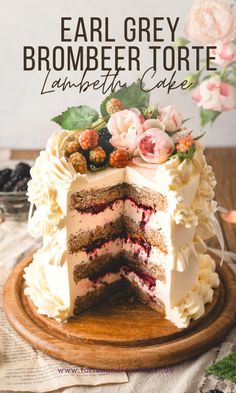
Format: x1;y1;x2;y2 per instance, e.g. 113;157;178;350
138;129;174;164
158;105;183;132
192;76;236;112
107;109;143;154
185;0;236;44
211;41;236;66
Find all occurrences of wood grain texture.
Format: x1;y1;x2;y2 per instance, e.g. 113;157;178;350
3;253;236;370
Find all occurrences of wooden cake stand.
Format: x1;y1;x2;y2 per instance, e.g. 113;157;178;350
3;252;236;370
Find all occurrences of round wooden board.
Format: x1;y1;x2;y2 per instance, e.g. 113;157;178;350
3;253;236;370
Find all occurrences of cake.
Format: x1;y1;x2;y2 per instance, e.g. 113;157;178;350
24;91;220;328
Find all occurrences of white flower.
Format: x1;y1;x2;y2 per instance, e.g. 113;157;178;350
107;109;144;154
184;0;236;44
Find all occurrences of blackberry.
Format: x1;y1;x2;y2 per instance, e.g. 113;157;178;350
0;168;12;191
0;168;12;179
14;177;29;192
13;162;31;180
2;179;17;192
99;139;114;157
98;128;112;142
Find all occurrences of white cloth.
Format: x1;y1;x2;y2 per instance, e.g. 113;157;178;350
0;220;235;393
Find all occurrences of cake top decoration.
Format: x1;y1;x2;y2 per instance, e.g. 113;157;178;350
52;81;203;174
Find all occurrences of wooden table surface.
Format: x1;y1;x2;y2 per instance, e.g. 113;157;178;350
9;147;236;253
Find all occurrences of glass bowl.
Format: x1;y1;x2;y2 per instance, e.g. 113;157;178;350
0;191;30;222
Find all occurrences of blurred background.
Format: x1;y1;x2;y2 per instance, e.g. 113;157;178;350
1;0;236;150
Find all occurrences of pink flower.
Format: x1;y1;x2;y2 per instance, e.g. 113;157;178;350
137;129;174;164
184;0;236;44
211;41;236;66
107;109;143;154
192;76;236;112
158;105;183;132
143;118;165;131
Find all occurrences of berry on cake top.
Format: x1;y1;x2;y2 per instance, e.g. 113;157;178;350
52;81;203;174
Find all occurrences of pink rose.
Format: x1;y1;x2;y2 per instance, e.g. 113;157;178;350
192;76;236;112
107;109;143;154
211;41;236;66
185;0;236;44
143;118;165;131
158;105;183;132
137;129;174;164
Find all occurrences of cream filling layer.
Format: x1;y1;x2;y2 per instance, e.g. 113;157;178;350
67;198;167;234
69;238;167;268
67;200;124;233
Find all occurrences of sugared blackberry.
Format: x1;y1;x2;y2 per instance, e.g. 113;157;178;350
98;128;112;142
13;162;31;180
0;168;12;191
14;177;29;192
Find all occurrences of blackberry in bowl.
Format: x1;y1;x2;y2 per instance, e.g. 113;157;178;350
0;162;31;221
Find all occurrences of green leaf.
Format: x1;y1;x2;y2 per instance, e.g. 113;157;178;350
200;109;221;127
173;37;190;47
100;81;149;118
168;143;196;161
52;106;99;130
207;351;236;382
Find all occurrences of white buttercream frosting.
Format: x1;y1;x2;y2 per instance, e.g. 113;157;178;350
24;246;70;321
166;254;220;328
27;131;78;238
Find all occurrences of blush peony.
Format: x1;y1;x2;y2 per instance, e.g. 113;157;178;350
137;129;174;164
192;75;236;112
107;109;143;154
211;41;236;66
184;0;236;44
158;105;183;132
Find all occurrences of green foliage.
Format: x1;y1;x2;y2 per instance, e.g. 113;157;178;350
52;106;99;130
207;351;236;382
169;143;196;161
200;109;221;127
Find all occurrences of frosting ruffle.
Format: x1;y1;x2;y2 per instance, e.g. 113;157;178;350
166;254;220;328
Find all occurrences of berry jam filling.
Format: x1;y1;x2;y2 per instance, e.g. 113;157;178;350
76;195;154;217
124;235;152;258
123;265;156;290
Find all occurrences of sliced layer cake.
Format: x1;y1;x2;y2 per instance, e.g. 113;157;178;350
24;130;219;328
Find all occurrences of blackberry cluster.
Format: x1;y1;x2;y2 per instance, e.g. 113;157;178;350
1;162;31;192
98;128;114;158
